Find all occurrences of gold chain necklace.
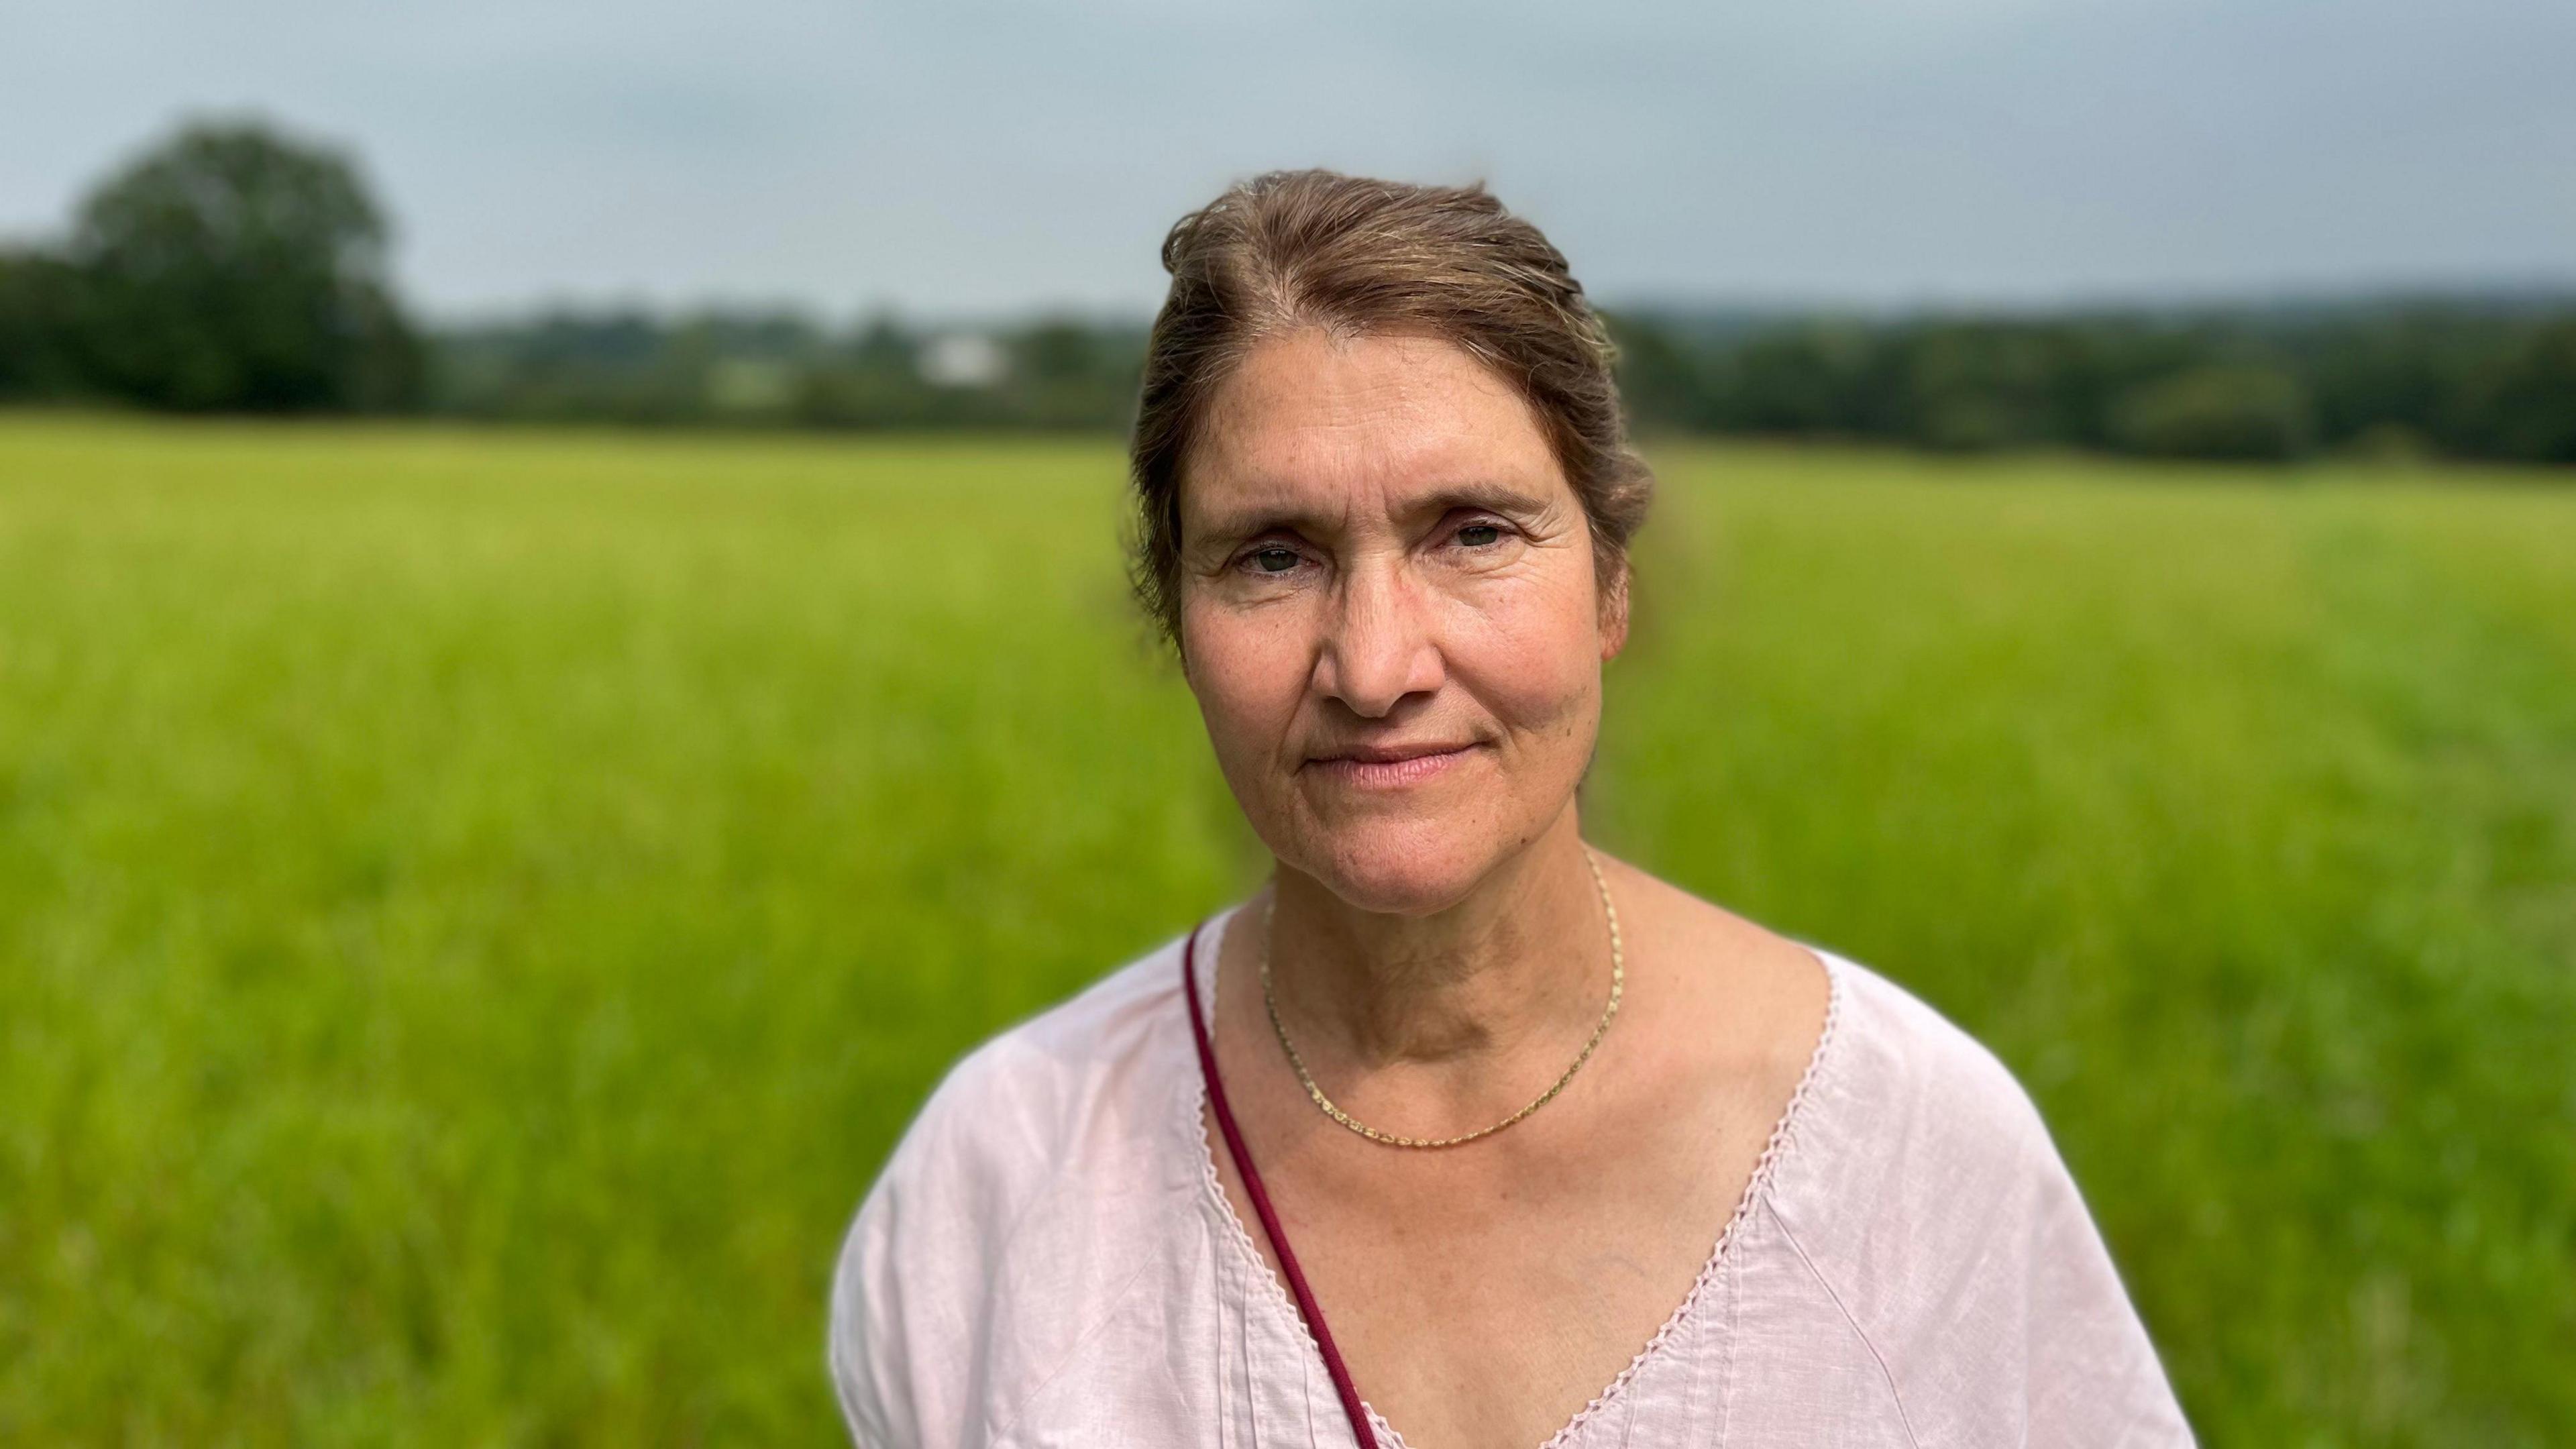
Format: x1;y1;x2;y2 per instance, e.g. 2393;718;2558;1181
1258;845;1623;1149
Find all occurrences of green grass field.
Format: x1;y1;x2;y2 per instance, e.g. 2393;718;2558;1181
2;416;2571;1445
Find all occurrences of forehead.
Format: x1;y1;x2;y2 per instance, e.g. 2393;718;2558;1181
1183;328;1564;521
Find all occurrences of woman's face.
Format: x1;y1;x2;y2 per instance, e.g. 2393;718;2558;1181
1176;327;1629;915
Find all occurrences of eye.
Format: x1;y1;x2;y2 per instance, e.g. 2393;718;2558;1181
1248;545;1301;574
1456;521;1504;547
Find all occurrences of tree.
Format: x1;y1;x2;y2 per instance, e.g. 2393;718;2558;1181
1890;322;2082;451
1707;321;1880;436
2460;318;2576;464
0;247;89;399
1006;317;1142;431
68;116;421;412
1601;311;1708;433
2108;365;2318;462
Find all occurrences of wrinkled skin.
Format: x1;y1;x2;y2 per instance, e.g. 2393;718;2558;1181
1175;326;1628;919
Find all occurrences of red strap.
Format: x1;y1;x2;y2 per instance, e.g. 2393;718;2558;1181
1183;918;1379;1448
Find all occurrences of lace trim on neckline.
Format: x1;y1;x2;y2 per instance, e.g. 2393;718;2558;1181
1177;901;1850;1449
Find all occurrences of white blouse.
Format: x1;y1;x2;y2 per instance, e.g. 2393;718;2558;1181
830;899;2196;1447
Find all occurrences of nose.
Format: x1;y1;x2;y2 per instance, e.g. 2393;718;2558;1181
1311;553;1444;718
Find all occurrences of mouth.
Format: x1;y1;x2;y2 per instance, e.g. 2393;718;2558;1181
1301;741;1484;790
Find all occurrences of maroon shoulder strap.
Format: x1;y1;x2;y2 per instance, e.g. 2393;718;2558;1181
1182;918;1379;1448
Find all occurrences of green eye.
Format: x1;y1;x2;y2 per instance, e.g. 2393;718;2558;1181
1252;547;1299;573
1458;523;1502;547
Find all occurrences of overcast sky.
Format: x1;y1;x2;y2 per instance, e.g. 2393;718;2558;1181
5;0;2571;319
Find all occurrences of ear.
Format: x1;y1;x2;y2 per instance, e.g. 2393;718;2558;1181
1598;556;1631;662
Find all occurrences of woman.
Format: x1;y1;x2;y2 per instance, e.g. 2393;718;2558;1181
831;170;2192;1447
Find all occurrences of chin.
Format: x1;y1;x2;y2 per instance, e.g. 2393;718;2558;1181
1289;812;1521;916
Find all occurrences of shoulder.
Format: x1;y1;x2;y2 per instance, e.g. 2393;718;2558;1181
881;931;1195;1185
838;920;1198;1248
1762;948;2194;1444
1802;949;2059;1177
1767;949;2078;1266
826;922;1208;1447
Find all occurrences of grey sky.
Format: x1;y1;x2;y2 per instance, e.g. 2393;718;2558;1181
5;0;2571;319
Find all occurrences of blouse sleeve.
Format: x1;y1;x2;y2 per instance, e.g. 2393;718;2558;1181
828;1151;923;1448
1775;960;2196;1446
2013;1119;2196;1444
826;1041;1006;1449
822;957;1185;1449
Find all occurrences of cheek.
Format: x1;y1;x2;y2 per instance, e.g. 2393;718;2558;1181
1446;576;1603;744
1181;603;1307;763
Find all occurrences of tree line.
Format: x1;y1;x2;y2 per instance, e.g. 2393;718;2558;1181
1609;301;2576;464
5;119;2572;466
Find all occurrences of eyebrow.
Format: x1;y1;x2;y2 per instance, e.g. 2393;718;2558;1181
1196;480;1554;548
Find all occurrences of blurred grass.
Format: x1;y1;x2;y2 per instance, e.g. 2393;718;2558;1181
0;416;2570;1445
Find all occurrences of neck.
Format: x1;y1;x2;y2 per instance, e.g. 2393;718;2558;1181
1260;808;1611;1075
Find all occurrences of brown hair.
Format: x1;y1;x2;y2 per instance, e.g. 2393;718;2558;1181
1124;168;1654;651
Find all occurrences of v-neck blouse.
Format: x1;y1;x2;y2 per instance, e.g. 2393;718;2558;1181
830;900;2195;1447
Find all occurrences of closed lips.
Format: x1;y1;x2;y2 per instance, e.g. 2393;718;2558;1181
1304;741;1481;786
